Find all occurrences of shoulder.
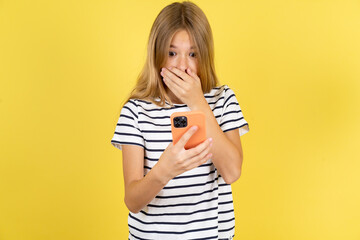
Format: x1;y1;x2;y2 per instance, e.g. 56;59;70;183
205;85;234;96
121;99;139;118
204;85;235;103
122;99;138;109
122;98;156;111
123;98;173;115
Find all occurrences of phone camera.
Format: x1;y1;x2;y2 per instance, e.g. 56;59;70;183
174;116;187;128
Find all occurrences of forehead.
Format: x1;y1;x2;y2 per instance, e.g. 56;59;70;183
170;30;195;49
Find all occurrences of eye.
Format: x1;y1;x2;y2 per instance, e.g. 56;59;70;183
190;52;197;58
169;51;176;57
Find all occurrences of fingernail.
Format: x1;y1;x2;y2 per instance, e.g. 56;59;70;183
192;126;198;131
209;138;213;142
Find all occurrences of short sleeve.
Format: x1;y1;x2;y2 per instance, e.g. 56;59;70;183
220;86;250;136
110;100;145;150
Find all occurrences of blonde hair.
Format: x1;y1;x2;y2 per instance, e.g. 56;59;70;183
126;1;219;107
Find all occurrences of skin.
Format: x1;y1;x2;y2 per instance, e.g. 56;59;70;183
162;29;199;104
122;29;244;213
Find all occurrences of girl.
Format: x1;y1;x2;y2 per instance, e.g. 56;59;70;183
111;1;249;239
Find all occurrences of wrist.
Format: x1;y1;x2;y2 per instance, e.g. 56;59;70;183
152;163;171;186
188;96;209;111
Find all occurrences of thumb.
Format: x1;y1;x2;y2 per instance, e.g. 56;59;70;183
175;125;198;149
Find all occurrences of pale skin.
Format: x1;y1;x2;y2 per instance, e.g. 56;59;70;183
122;30;244;213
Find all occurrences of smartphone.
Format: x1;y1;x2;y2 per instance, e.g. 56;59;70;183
170;111;206;150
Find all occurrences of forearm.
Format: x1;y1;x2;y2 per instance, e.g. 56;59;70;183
125;165;168;213
192;100;242;184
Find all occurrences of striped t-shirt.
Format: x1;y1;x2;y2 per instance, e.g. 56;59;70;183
111;85;249;240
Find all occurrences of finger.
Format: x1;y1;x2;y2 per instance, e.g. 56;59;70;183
175;126;199;149
162;68;184;87
186;68;201;82
163;76;187;101
189;143;212;164
185;152;213;171
186;137;212;159
161;69;185;93
165;142;173;150
169;67;192;83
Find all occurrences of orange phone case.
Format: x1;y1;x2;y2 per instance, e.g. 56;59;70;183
170;111;206;149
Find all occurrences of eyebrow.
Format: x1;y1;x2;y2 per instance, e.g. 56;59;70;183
170;44;195;49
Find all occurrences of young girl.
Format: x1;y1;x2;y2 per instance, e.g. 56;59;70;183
111;1;249;239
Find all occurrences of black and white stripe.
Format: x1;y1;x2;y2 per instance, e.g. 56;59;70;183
111;85;249;239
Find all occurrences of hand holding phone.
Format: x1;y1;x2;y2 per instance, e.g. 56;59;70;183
170;111;206;149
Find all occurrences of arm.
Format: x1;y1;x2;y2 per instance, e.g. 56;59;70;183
122;126;213;213
161;67;244;184
191;99;243;184
122;145;167;213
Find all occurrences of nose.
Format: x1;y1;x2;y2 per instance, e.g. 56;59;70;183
176;55;188;72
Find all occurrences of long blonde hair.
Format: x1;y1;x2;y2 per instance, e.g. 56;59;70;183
126;1;219;107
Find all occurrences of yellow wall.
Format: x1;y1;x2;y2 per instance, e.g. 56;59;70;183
1;0;359;239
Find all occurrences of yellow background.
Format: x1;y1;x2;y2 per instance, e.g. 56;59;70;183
1;0;359;239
